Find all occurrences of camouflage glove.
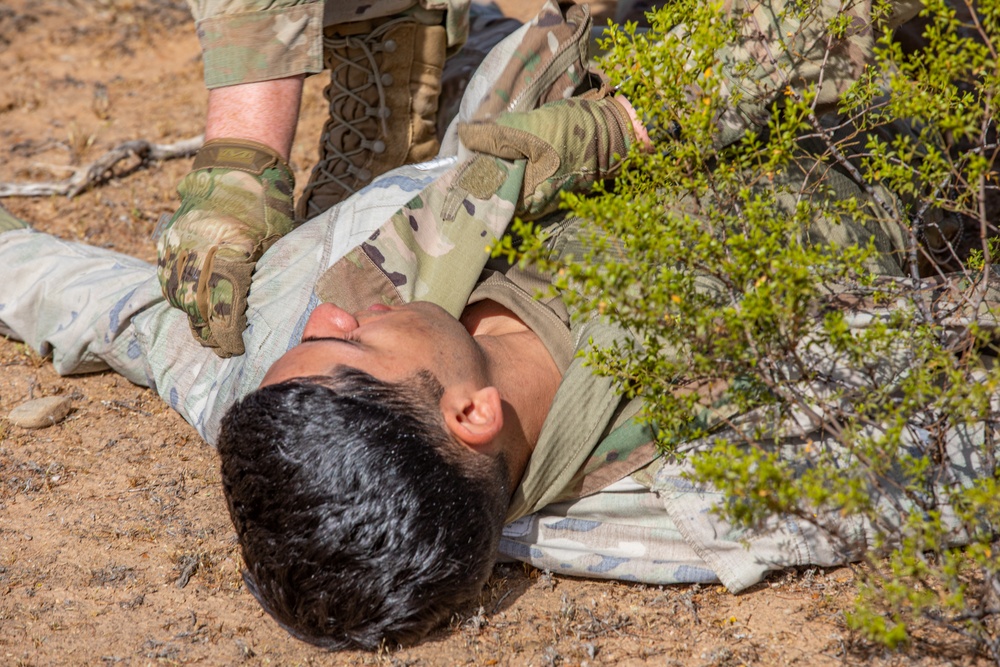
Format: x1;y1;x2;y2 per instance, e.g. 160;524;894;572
157;139;296;357
457;90;635;219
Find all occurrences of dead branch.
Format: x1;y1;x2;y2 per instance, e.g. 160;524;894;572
0;135;203;198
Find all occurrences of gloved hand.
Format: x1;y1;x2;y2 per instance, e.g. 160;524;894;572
157;138;296;357
457;89;637;219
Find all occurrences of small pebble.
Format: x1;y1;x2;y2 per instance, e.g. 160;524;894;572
8;396;72;429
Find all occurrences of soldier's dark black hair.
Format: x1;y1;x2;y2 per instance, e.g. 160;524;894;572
217;367;509;650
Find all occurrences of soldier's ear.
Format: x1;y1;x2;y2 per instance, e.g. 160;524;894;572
441;385;503;450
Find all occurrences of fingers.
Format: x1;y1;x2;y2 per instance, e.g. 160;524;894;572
156;142;296;358
157;244;251;357
200;257;253;357
613;94;653;151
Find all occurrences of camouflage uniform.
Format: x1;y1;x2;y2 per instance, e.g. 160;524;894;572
5;0;979;591
693;0;925;149
186;0;470;89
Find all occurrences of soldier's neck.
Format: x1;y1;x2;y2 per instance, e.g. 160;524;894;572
462;299;562;485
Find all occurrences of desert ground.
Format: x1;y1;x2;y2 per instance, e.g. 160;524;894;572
0;1;985;665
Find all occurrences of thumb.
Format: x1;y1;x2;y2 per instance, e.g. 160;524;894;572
458;121;561;176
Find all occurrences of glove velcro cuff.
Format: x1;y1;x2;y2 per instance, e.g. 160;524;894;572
193;138;294;180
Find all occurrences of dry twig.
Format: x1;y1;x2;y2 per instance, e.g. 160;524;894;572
0;135;203;198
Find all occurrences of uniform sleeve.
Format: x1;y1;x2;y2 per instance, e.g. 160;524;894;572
0;229;245;443
186;0;325;88
697;0;924;147
0;230;161;381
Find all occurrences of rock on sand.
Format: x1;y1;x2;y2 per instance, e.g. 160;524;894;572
8;396;72;429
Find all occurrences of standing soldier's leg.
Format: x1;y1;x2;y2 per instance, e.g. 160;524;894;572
297;0;470;220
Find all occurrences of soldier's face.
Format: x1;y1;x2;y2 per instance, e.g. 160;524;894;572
260;301;487;390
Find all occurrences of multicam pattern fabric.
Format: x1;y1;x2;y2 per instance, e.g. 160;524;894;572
189;0;324;88
469;1;593;122
323;0;470;52
0;2;689;586
436;3;523;138
704;0;925;148
0;161;446;441
500;476;720;585
187;0;470;88
319;0;629;320
500;266;1000;588
157;139;298;357
325;155;523;318
328;93;635;320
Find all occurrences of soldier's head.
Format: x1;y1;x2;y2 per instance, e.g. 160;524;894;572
216;302;513;649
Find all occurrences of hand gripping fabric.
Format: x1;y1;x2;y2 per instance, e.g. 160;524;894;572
458;90;636;219
157;139;296;357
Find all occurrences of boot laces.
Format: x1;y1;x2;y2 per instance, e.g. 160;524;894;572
316;20;408;189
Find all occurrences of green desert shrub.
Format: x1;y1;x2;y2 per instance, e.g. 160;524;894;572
507;0;1000;659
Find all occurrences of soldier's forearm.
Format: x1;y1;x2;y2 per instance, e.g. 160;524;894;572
204;76;304;160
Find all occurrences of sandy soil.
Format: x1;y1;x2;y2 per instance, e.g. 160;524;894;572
0;1;985;665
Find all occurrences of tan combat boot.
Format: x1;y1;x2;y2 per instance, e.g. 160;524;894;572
296;18;446;220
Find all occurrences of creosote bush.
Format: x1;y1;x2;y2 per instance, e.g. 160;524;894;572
501;0;1000;660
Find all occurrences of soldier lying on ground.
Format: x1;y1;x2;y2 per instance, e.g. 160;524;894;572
4;0;982;652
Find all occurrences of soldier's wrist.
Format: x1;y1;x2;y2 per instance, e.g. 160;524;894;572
191;138;295;183
610;95;652;151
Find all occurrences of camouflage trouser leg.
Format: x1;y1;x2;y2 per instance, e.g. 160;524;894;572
499;476;720;585
192;0;471;89
323;0;469;42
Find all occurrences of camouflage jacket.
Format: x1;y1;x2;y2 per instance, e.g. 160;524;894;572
2;0;975;593
186;0;470;88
